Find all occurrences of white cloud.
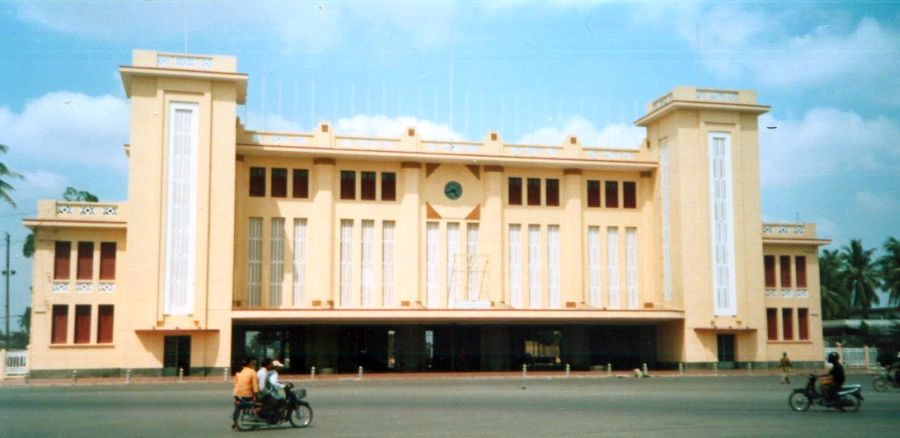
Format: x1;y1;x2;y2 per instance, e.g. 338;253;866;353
334;115;463;140
517;117;644;149
759;109;900;187
0;92;130;171
18;170;69;200
854;191;899;214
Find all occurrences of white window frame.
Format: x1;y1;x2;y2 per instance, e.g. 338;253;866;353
292;218;307;307
340;219;353;307
446;222;460;308
246;218;263;307
709;132;737;316
528;224;541;308
163;102;198;315
660;141;672;301
626;227;638;309
466;223;480;301
269;218;285;307
426;222;440;308
382;221;395;306
607;227;619;309
587;226;600;308
548;225;561;309
508;224;522;308
361;220;375;308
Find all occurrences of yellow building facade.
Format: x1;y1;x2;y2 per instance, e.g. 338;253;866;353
24;50;827;377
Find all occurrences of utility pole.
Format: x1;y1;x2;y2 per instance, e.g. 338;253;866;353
3;232;15;349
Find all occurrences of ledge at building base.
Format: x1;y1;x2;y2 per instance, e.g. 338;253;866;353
28;367;230;379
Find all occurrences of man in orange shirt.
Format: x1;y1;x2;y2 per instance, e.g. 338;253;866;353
232;358;258;428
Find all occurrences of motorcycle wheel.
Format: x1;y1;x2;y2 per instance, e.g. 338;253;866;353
788;391;811;412
234;409;257;432
289;404;313;428
843;395;861;413
873;377;889;392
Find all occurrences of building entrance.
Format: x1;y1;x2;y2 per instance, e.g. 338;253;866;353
717;334;736;369
163;335;191;376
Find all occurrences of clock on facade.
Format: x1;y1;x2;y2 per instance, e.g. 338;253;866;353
444;181;463;200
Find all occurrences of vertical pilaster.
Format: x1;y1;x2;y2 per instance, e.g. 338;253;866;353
482;166;504;304
562;169;584;305
397;162;421;304
309;158;335;304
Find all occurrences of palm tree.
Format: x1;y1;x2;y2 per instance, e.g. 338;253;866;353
879;237;900;307
819;249;850;320
841;240;880;319
0;144;23;207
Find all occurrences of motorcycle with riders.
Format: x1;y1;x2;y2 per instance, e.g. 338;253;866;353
233;381;313;431
788;352;863;412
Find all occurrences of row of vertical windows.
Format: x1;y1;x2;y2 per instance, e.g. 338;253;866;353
340;171;396;201
587;180;637;209
340;219;396;307
246;217;309;308
508;178;559;206
249;167;310;199
50;304;114;344
507;224;563;309
585;226;639;309
425;221;482;308
764;255;807;288
766;307;809;341
53;241;116;281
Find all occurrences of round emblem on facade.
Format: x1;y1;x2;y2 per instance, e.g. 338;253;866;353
444;181;463;200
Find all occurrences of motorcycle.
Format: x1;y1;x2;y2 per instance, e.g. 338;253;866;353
788;375;863;412
872;368;900;392
233;382;313;431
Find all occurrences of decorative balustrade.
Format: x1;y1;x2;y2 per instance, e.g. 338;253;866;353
764;288;777;298
796;289;809;298
762;223;816;239
75;283;93;293
52;282;70;293
98;282;116;293
157;53;214;70
336;135;402;150
424;140;482;154
52;201;122;220
250;132;313;146
651;92;673;110
695;89;738;102
780;289;793;298
504;143;564;158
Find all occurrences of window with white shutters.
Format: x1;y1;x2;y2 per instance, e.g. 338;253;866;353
660;142;672;301
626;227;638;309
269;218;285;307
548;225;561;309
246;218;263;307
466;224;480;301
340;219;353;307
508;224;522;308
292;219;307;307
361;220;374;307
588;226;600;307
426;222;440;308
446;223;460;308
709;133;737;315
382;221;395;306
607;227;620;309
528;225;541;308
164;102;198;315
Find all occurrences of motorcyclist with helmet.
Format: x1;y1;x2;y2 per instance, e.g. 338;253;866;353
819;352;846;408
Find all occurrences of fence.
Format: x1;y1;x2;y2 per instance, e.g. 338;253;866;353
3;350;28;377
825;347;877;368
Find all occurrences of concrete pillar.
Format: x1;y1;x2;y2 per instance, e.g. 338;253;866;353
482;166;504;304
0;349;6;380
397;163;422;304
309;158;336;305
561;170;583;306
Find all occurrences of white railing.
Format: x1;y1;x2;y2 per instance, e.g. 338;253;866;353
55;201;120;218
825;347;878;368
4;350;28;377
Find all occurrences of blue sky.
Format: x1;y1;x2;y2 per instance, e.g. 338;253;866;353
1;0;898;323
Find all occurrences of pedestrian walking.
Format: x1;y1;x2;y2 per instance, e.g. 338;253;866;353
779;352;792;384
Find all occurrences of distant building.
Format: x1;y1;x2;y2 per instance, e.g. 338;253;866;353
24;50;828;377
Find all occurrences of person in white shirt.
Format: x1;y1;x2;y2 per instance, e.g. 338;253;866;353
255;358;277;420
268;360;286;393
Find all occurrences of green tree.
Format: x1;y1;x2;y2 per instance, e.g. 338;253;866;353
841;239;880;319
879;237;900;307
819;249;850;320
0;144;23;207
18;306;30;333
23;187;99;258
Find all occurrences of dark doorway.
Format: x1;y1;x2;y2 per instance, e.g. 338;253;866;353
163;335;191;376
717;334;736;368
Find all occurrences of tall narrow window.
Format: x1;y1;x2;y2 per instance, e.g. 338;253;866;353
97;305;114;344
340;171;356;200
292;169;309;199
782;308;794;340
51;305;67;344
381;172;396;201
361;220;375;307
269;218;285;307
780;255;792;288
54;241;71;280
660;142;672;301
528;225;541;308
625;228;638;309
164;102;198;315
466;223;480;301
588;226;600;307
292;219;307;306
249;167;266;197
623;181;637;209
246;218;263;307
426;222;440;308
607;227;620;308
709;132;736;316
545;179;560;206
271;168;287;198
74;304;91;344
76;242;94;280
764;255;776;288
99;242;116;280
548;225;561;309
766;308;778;341
508;224;522;308
527;178;541;206
795;256;807;288
446;223;460;307
361;171;377;200
382;221;395;306
587;180;601;207
508;177;522;205
340;220;353;306
798;308;809;340
605;181;618;208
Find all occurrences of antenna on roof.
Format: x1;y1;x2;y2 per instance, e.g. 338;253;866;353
182;0;188;53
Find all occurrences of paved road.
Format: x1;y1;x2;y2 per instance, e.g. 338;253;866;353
1;375;898;437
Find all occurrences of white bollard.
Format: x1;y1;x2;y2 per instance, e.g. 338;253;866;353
678;363;684;375
310;366;316;380
522;364;527;377
713;362;718;375
358;366;363;380
223;367;229;382
126;369;132;384
565;364;570;378
606;363;611;377
72;370;78;384
642;363;648;377
747;362;752;374
178;368;184;382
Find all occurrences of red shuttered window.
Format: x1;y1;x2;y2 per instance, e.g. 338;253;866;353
587;180;600;207
99;242;116;280
605;181;618;208
795;256;807;288
340;171;356;200
766;308;778;341
270;168;287;198
798;308;809;340
249;167;266;197
782;308;794;340
51;305;68;344
74;305;91;344
623;181;637;208
54;241;71;280
526;178;541;206
545;179;559;206
292;169;309;199
508;178;522;205
780;256;792;288
77;242;94;280
764;255;776;288
381;172;396;201
97;305;114;344
361;171;377;200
